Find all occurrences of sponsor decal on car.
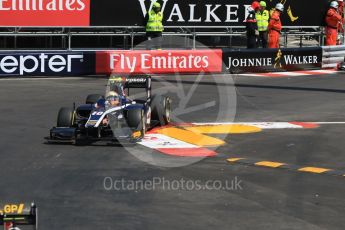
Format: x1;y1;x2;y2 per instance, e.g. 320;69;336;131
109;75;148;83
126;77;147;83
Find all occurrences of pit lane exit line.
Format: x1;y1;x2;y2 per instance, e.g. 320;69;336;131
227;158;345;177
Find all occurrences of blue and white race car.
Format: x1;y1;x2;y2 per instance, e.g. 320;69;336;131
46;75;171;145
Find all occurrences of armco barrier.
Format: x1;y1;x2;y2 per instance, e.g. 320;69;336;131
322;45;345;68
0;48;323;77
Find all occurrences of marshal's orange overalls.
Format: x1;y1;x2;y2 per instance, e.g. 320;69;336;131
325;7;342;46
339;1;344;16
268;10;282;48
338;1;344;36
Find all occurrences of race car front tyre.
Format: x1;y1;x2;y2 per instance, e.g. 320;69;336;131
127;108;144;128
127;108;147;138
57;107;75;127
151;95;171;126
86;94;103;104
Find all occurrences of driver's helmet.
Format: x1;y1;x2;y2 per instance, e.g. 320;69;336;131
106;91;120;107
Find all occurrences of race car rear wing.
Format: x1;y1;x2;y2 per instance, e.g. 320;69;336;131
109;75;151;89
109;74;152;101
0;203;38;230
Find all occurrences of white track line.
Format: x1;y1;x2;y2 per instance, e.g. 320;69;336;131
239;69;338;77
314;122;345;124
139;134;197;149
311;69;337;73
192;121;345;128
138;133;217;157
276;72;309;76
191;122;305;129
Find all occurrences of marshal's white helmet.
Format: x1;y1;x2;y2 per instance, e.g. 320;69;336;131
275;3;284;12
330;1;339;8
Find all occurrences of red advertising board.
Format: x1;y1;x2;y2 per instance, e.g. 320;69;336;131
0;0;90;26
95;50;223;74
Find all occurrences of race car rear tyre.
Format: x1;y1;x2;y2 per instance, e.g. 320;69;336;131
86;94;103;104
151;95;171;126
57;107;75;127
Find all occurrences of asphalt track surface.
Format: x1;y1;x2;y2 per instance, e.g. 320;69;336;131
1;72;345;229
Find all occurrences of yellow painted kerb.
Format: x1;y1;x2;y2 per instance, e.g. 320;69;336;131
255;161;285;168
227;158;245;163
156;127;225;147
298;167;331;174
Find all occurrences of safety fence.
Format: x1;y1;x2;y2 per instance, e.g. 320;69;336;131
0;26;323;50
0;0;333;50
0;47;322;77
322;45;345;68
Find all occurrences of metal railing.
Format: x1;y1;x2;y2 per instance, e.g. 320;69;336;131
0;26;325;50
